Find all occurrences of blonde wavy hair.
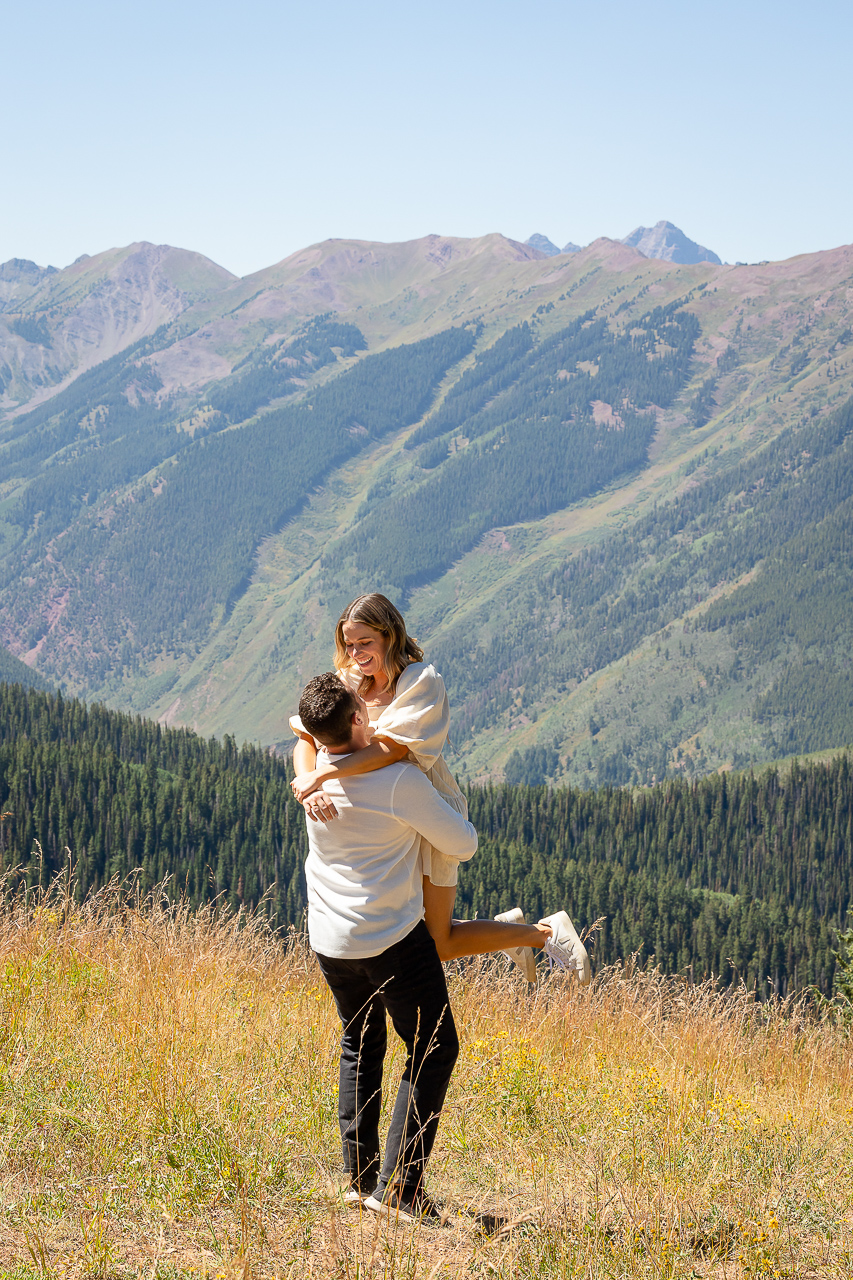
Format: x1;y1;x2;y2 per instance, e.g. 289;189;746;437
334;594;424;697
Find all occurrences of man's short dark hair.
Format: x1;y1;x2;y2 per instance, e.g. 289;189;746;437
298;672;359;747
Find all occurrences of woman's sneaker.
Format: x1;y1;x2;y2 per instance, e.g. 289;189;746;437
540;911;591;985
495;907;537;982
364;1182;447;1226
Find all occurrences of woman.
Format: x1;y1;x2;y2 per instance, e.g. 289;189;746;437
290;594;589;980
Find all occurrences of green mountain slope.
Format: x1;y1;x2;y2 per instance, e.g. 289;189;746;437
1;233;853;781
426;394;853;785
0;644;51;691
3;322;475;683
321;303;699;599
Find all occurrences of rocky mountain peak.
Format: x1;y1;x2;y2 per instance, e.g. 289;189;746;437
524;234;583;257
0;258;59;311
0;242;237;412
621;220;721;265
525;233;562;257
0;257;57;282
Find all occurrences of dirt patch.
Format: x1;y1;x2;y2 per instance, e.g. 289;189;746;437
146;329;232;396
159;697;182;726
591;399;624;429
480;529;512;554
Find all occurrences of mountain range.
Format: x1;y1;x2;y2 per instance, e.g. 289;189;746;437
1;227;852;787
525;221;720;265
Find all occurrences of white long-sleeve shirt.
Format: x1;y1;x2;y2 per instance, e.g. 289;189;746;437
304;756;478;959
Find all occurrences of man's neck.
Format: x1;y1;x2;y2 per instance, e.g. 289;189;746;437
325;729;369;756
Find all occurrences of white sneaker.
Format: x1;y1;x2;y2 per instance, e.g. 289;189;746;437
364;1183;448;1226
540;911;591;985
343;1178;376;1206
495;907;537;982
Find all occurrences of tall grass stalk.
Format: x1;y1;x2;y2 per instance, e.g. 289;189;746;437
0;870;850;1278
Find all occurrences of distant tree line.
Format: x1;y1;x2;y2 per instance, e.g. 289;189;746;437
461;764;853;996
0;684;307;924
1;682;851;996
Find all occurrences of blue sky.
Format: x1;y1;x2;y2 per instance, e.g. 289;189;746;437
5;0;852;277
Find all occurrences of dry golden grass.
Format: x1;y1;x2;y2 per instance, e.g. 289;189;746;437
0;875;851;1279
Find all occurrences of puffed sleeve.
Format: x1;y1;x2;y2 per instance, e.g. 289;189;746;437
374;663;449;770
289;713;320;747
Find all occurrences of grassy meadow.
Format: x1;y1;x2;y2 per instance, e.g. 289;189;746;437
0;877;851;1279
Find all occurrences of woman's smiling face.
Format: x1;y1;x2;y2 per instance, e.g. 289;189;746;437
342;620;388;683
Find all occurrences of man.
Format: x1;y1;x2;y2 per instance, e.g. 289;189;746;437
296;671;478;1224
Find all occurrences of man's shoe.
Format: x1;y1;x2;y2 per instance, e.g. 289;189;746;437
495;907;537;982
343;1175;377;1205
540;910;591;985
364;1182;447;1226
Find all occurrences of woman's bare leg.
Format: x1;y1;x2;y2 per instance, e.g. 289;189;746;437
422;877;551;962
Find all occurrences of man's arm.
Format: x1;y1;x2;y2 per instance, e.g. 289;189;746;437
390;766;478;862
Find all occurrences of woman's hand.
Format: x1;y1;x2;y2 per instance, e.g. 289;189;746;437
301;792;339;823
291;771;322;802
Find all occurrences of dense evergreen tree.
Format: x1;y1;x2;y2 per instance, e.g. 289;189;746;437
0;683;307;924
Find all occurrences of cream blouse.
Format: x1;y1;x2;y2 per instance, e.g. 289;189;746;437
290;661;468;888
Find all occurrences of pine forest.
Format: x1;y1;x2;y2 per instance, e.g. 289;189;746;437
1;683;850;998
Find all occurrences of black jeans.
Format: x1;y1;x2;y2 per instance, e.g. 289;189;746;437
314;921;459;1196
